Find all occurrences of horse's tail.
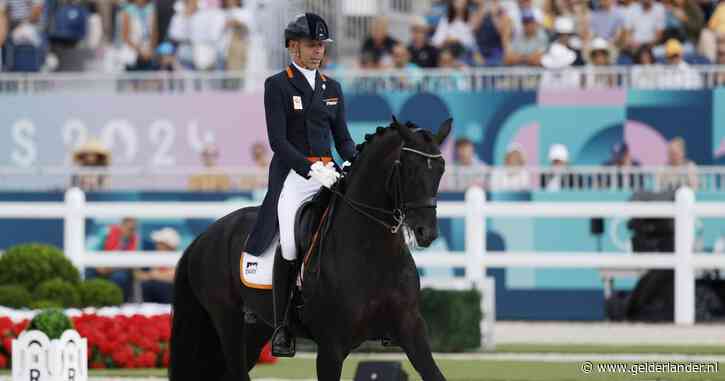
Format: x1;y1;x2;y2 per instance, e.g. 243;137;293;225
169;237;221;381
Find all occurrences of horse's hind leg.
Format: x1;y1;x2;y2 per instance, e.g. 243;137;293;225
244;321;274;372
396;312;446;381
315;344;347;381
207;303;250;381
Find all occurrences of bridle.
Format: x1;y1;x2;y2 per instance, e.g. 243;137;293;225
331;146;444;234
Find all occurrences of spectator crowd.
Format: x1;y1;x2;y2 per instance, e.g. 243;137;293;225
358;0;725;88
0;0;253;73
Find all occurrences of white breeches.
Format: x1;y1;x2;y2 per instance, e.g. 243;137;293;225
278;170;322;260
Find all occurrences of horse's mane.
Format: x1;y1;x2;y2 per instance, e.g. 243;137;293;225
352;120;434;161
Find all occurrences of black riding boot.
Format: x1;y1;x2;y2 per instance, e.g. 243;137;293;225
271;248;296;357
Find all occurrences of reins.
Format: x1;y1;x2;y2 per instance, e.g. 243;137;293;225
331;146;443;234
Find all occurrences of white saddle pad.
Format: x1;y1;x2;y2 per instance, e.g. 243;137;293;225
241;236;278;290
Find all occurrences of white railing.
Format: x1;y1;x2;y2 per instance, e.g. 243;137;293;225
1;186;724;330
4;66;725;93
426;186;725;327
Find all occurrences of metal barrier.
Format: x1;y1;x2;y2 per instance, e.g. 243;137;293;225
0;165;722;192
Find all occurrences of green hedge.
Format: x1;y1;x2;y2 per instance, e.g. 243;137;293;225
34;278;81;308
28;309;74;339
0;243;123;309
78;279;123;307
0;284;33;308
419;288;482;352
0;243;80;292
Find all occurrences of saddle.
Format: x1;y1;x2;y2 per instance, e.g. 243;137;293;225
295;187;334;271
240;183;340;291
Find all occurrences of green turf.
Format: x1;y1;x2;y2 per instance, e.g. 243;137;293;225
248;359;725;381
494;344;725;355
2;360;723;380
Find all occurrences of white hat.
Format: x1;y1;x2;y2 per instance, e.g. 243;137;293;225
151;227;181;249
554;17;575;34
507;142;524;154
548;144;569;162
590;37;609;52
541;43;577;69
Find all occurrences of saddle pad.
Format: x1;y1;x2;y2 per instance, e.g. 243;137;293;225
240;236;278;290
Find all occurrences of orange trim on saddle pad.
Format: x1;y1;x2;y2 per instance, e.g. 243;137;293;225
307;156;333;164
240;255;272;290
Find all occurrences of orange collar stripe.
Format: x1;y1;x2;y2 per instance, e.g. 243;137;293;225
320;73;327;81
286;66;294;78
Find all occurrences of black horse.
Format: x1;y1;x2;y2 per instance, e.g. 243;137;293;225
170;118;453;381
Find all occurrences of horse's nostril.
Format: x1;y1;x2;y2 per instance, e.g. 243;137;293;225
416;226;426;237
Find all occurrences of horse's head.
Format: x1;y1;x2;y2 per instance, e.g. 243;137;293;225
393;117;452;248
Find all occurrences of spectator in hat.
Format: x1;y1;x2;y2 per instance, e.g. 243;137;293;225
188;142;231;191
71;138;111;191
601;142;644;189
585;37;616;88
408;16;439;68
657;38;702;88
490;143;531;191
135;227;180;304
539;43;581;89
470;0;511;66
541;143;583;191
360;16;398;68
552;16;585;65
504;9;549;65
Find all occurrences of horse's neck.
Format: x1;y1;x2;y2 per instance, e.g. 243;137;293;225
344;137;399;207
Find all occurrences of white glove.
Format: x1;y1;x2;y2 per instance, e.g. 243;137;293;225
309;161;340;189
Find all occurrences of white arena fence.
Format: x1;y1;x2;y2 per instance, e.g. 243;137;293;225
0;186;724;347
3;66;725;94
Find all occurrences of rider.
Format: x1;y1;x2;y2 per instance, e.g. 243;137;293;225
243;13;357;357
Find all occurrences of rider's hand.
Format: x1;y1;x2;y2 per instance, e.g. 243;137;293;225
309;161;340;188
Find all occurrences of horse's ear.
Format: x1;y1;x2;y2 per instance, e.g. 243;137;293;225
397;119;416;143
391;115;400;127
435;118;453;146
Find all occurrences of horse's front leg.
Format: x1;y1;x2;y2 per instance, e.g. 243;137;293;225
396;311;446;381
315;344;346;381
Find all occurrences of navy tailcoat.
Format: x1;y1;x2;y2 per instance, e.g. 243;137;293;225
244;64;356;255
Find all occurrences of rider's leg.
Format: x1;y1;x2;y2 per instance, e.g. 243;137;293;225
271;171;321;357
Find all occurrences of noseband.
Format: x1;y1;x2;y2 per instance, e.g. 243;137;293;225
332;146;443;234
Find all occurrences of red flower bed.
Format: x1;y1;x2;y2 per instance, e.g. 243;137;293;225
0;313;276;369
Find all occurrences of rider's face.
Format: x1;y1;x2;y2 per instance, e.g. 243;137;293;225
292;39;326;70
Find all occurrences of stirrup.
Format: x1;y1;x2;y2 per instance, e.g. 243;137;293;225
271;326;296;357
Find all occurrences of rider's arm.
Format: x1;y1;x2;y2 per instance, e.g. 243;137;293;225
330;81;357;163
265;77;312;177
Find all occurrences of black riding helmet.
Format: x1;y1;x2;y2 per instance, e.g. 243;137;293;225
284;13;333;47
